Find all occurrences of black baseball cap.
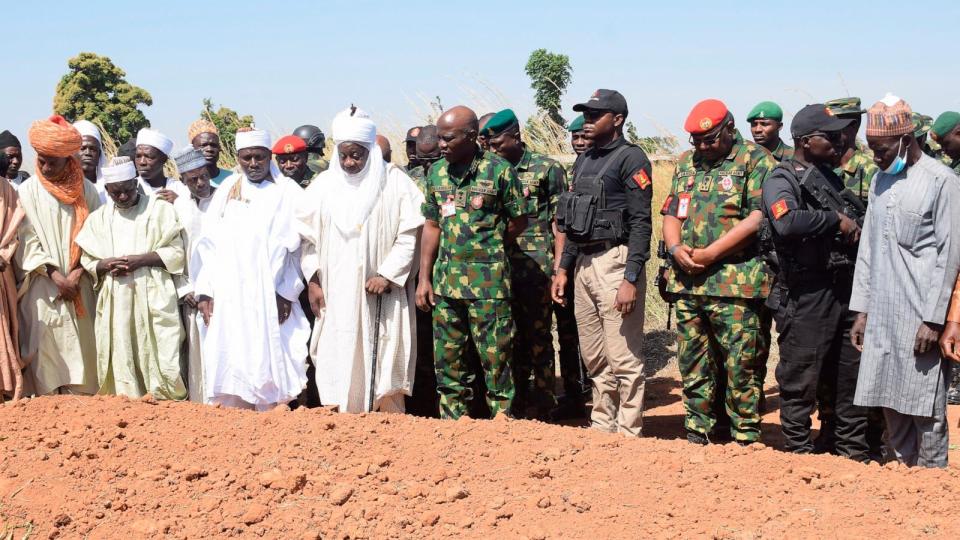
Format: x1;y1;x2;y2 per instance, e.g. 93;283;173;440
790;104;852;139
573;89;628;117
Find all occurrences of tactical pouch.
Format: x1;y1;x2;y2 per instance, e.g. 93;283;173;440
557;191;597;237
588;208;623;242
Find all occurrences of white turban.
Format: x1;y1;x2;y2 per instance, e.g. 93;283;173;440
136;128;174;156
73;120;102;145
102;156;137;184
235;129;272;151
73;119;107;179
326;107;384;235
331;107;376;145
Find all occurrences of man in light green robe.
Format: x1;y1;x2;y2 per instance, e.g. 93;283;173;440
75;157;187;400
16;158;101;396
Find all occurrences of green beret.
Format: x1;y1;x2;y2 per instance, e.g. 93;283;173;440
932;111;960;139
746;101;783;122
912;113;933;138
567;115;585;132
825;97;864;117
482;109;519;137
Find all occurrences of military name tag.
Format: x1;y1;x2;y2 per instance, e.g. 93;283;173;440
441;195;456;218
677;193;691;219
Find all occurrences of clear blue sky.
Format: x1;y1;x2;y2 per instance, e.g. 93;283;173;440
6;0;958;163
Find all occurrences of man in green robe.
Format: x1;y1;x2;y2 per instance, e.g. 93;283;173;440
76;157;187;399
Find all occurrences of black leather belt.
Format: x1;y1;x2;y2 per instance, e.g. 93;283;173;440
579;241;622;255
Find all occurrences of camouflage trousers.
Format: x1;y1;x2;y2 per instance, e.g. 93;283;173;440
675;295;765;442
510;253;557;413
433;296;515;419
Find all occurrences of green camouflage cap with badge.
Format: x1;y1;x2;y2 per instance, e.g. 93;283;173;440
746;101;783;122
912;113;933;138
825;97;865;117
482;109;519;137
567;115;585;132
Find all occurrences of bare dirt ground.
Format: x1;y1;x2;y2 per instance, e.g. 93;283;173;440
0;368;959;539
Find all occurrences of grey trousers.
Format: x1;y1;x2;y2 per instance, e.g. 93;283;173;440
883;407;949;468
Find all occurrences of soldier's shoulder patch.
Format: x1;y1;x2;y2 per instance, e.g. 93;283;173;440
771;198;789;220
632;169;651;190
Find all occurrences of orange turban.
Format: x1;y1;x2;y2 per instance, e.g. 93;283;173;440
29;115;89;317
27;115;81;157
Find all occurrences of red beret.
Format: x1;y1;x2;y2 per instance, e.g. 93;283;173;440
684;99;729;135
272;135;307;155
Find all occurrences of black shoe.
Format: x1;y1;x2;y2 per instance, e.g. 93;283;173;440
686;430;709;445
735;440;754;447
550;395;586;421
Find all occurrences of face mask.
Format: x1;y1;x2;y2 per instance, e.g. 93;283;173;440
883;138;907;175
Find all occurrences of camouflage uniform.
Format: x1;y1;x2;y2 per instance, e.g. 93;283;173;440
663;131;774;442
508;148;568;416
406;164;429;195
423;148;527;419
306;153;329;176
836;150;878;205
770;140;795;163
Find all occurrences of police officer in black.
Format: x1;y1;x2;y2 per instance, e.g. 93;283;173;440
761;104;870;462
550;89;653;436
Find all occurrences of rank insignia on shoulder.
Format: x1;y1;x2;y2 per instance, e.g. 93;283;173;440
632;169;651;190
771;198;790;220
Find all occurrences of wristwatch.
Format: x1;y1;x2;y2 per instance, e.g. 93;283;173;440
624;270;640;284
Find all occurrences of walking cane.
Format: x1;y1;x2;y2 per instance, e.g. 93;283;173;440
369;294;383;412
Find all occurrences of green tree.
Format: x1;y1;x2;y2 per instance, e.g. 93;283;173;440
53;52;152;143
524;49;572;125
200;98;254;156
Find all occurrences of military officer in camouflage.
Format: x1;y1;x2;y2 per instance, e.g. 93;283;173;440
662;99;775;445
407;125;442;195
747;101;794;162
294;124;329;176
825;98;878;204
416;105;528;419
932;111;960;405
485;108;568;419
932;112;960;174
272;135;317;188
551;114;592;419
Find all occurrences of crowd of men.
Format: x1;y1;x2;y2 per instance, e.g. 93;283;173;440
1;88;960;469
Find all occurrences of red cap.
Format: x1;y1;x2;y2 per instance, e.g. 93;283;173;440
684;99;729;135
272;135;307;155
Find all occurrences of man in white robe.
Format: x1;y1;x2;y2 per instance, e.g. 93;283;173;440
73;120;107;204
171;145;215;402
298;108;425;413
17;115;100;395
195;129;309;410
76;157;187;399
135;128;190;203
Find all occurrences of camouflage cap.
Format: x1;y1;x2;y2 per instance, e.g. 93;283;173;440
567;115;585;132
912;113;933;138
825;97;864;117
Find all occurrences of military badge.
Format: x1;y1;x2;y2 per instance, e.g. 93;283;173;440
632;169;651;190
677;193;691;219
661;195;673;214
699;117;713;131
720;176;733;191
523;186;530;197
771;199;790;220
283;143;295;153
470;195;484;209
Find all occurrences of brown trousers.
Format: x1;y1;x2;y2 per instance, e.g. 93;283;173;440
573;245;646;436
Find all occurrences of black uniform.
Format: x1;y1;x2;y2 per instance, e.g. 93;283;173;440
761;159;869;461
557;135;652;273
